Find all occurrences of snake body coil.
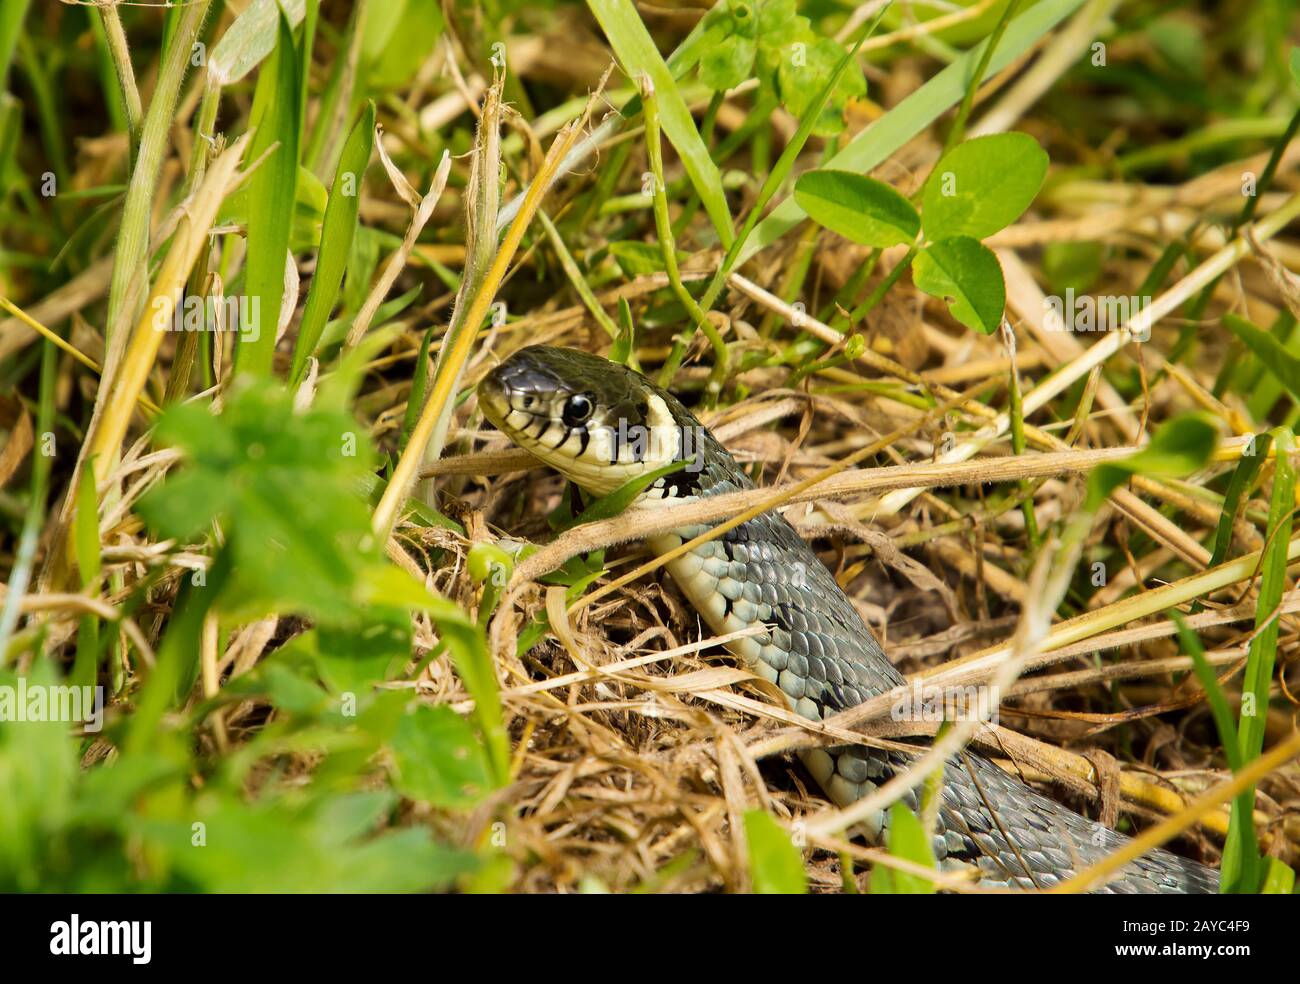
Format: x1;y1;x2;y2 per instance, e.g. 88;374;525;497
479;345;1218;893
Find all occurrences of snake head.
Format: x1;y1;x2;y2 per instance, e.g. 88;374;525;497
478;345;689;496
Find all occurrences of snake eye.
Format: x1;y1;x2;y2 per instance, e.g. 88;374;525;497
561;393;595;428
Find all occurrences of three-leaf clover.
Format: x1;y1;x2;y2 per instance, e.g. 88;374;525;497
795;132;1049;333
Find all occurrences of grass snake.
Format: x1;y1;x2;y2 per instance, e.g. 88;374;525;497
478;345;1219;893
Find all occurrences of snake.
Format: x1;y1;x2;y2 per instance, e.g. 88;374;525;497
478;345;1219;893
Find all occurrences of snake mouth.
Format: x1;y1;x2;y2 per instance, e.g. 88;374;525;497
476;369;511;430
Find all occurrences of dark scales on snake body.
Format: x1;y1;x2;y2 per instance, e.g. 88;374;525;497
478;345;1218;894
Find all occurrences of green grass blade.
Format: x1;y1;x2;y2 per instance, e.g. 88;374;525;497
1206;431;1272;571
290;102;374;383
0;338;55;659
1222;426;1295;892
1171;613;1242;772
1171;611;1256;892
587;0;733;248
104;0;212;343
73;460;101;590
870;803;938;894
237;11;302;377
557;459;686;532
0;0;30;85
738;0;1088;266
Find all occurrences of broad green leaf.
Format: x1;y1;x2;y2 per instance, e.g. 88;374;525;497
138;382;380;625
794;169;920;248
361;0;444;90
140;794;477;892
913;236;1005;334
1292;47;1300;89
699;33;754;91
739;0;1086;264
776;34;866;137
870;803;937;894
317;612;411;696
1085;414;1218;512
291;102;374;383
390;705;492;809
237;11;301;376
921;132;1048;240
208;0;307;85
588;0;734;247
0;664;80;891
744;810;807;894
608;239;686;278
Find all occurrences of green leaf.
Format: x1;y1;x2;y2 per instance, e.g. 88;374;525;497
870;803;938;894
1291;47;1300;89
208;0;308;85
138;381;381;625
588;0;734;247
699;33;754;91
0;663;81;891
361;0;444;90
291;102;374;383
141;793;477;892
776;34;866;137
912;236;1005;334
1085;414;1219;513
318;612;410;695
794;169;920;248
921;132;1048;240
1224;313;1300;402
390;705;492;809
237;10;301;377
739;0;1086;265
744;810;807;894
1261;857;1296;894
